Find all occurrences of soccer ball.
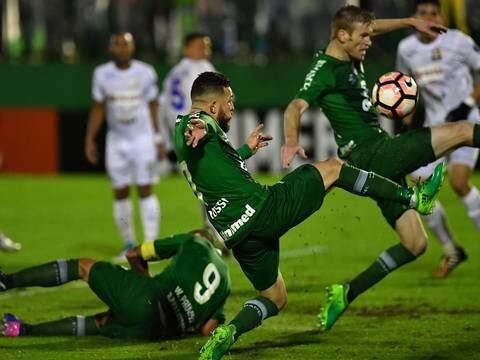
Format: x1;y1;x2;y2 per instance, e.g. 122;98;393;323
371;71;419;119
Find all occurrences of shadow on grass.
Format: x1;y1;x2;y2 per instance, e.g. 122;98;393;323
231;328;323;355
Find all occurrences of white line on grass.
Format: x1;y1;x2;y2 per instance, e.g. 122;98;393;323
281;245;325;259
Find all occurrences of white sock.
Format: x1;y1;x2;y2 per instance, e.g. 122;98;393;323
113;198;136;246
423;201;457;256
140;195;160;241
462;186;480;230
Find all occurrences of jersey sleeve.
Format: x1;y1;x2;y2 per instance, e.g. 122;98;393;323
141;233;195;260
92;68;105;102
459;34;480;71
236;144;253;160
295;58;335;105
144;66;159;102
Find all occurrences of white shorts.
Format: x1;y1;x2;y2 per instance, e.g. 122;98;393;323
105;133;158;189
411;146;479;179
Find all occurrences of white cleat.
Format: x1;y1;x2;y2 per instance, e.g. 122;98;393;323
0;233;21;252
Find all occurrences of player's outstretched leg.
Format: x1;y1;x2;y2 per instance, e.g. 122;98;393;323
199;324;236;360
0;260;79;291
334;162;445;215
2;313;99;336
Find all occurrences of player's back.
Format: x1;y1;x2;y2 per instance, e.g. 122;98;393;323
153;235;231;332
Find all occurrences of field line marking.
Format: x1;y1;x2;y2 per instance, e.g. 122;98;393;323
281;245;325;259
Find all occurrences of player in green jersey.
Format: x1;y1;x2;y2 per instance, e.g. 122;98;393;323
0;230;230;339
282;5;480;332
175;71;445;359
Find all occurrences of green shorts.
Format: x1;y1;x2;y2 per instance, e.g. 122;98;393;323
344;128;436;227
233;164;326;291
88;261;161;339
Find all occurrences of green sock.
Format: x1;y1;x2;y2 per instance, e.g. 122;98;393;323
229;296;279;341
23;316;99;336
5;259;79;289
473;124;480;147
337;163;414;205
347;244;416;303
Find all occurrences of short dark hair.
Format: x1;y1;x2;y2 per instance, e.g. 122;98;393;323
415;0;440;8
191;72;231;101
184;32;208;47
331;5;375;37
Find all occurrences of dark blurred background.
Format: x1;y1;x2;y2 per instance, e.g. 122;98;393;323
0;0;478;173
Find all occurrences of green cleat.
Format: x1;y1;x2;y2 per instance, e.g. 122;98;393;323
199;324;236;360
414;162;446;215
317;284;349;331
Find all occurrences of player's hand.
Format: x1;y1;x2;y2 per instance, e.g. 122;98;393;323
247;124;273;155
410;18;447;38
281;143;307;168
446;101;474;122
126;247;150;277
156;143;168;160
85;140;98;164
185;119;207;148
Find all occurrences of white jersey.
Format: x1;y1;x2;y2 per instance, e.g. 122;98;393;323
92;60;158;141
158;58;215;149
396;30;480;126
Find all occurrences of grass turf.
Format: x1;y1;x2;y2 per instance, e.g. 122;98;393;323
0;173;479;359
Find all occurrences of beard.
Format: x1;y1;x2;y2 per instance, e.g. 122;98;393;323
217;108;232;132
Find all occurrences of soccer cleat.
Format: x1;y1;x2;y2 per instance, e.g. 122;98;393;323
318;284;349;331
432;246;468;279
2;313;22;337
0;233;21;252
414;162;446;215
199;324;236;360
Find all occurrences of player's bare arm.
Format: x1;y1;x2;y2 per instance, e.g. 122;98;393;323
200;319;220;336
85;101;105;164
184;119;207;148
149;99;167;160
126;246;150;277
246;124;273;155
372;18;447;37
281;98;309;168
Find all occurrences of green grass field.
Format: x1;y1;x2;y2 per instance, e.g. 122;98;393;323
0;173;479;359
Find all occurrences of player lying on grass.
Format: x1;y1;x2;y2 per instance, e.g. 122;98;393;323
0;230;230;339
174;71;445;359
282;5;480;333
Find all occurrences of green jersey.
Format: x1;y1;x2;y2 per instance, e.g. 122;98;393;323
296;49;387;157
150;234;231;332
174;111;268;247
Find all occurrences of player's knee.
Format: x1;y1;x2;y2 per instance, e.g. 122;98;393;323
273;290;288;311
408;233;428;257
78;258;97;281
137;185;152;198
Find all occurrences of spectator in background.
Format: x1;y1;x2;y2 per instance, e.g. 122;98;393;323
85;33;166;260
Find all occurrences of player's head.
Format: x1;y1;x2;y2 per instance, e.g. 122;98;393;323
415;0;442;40
191;72;234;132
330;5;375;61
109;32;135;66
183;32;212;60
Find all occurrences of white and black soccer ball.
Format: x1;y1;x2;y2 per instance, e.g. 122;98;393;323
371;71;419;119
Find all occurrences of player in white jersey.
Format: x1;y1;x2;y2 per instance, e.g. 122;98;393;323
85;33;166;259
158;32;215;157
396;0;480;278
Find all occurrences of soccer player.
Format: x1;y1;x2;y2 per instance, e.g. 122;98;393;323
396;0;480;278
175;71;444;359
0;232;21;252
282;5;480;332
158;32;214;157
1;230;230;339
85;33;166;259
